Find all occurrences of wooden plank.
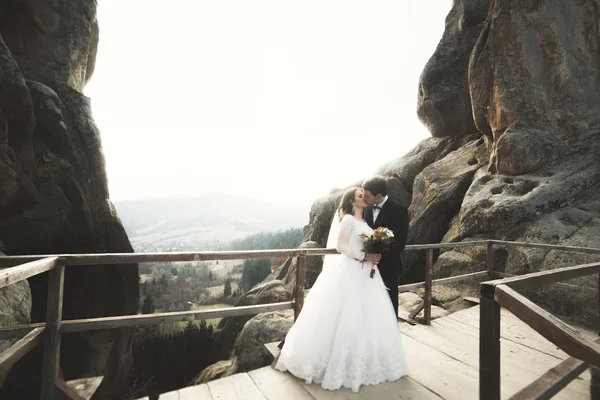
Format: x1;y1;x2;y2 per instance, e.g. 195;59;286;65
59;301;293;333
41;262;65;400
299;382;366;400
444;305;597;358
0;301;294;340
487;242;494;278
406;240;490;250
398;271;488;293
403;314;590;398
436;311;568;359
0;241;494;268
207;372;266;400
485;261;600;292
0;322;44;340
423;248;433;325
65;376;104;400
509;356;588;400
397;310;417;326
401;334;479;400
494;272;597;294
490;240;600;256
55;378;85;400
156;390;179;399
359;377;443;400
0;250;306;267
3;239;600;269
0;257;58;288
299;374;441;400
294;255;306;320
408;302;424;320
178;384;212;399
0;327;44;373
495;285;600;367
248;367;315;400
480;294;501;400
264;342;280;359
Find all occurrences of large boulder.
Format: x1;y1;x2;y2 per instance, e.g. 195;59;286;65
0;1;137;399
215;280;291;351
228;310;293;374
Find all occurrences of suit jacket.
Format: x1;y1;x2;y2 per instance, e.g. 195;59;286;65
365;199;409;278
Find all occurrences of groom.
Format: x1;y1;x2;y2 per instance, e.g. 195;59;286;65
363;176;409;318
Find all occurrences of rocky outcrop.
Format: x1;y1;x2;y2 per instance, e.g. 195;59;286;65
302;0;600;328
419;0;600;176
215;280;291;352
227;310;293;374
0;1;138;399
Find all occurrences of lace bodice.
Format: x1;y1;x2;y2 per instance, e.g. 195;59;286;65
336;215;372;260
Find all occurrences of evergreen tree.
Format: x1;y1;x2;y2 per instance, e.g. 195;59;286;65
223;279;232;298
141;295;155;314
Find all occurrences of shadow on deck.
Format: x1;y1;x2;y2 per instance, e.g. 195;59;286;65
140;305;595;400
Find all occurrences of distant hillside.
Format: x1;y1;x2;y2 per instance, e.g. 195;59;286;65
113;193;308;250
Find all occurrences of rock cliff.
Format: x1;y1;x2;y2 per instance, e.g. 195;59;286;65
305;0;600;327
0;1;138;398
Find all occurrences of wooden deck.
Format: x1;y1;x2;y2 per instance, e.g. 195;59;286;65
139;305;595;400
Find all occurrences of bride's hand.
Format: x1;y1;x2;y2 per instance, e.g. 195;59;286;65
365;253;381;263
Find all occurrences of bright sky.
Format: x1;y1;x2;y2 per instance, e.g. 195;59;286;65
85;0;450;207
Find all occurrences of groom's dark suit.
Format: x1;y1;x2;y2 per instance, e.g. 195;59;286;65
365;198;409;318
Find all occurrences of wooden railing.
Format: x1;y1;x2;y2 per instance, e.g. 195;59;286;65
479;247;600;400
0;239;599;399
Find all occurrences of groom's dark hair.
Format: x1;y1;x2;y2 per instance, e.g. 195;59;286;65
362;176;388;197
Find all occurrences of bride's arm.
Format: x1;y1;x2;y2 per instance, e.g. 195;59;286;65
336;216;366;260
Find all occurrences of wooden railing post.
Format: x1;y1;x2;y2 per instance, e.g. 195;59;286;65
592;273;600;400
40;259;65;400
293;254;306;321
487;242;494;278
424;248;433;325
480;282;501;400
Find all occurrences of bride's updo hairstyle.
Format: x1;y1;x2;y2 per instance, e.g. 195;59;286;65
338;186;359;220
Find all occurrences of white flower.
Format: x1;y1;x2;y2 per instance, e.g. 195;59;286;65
387;230;394;237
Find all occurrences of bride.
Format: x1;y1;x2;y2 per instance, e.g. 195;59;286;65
274;187;407;392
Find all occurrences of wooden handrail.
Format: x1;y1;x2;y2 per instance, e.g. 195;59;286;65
0;257;59;289
0;327;45;373
0;301;295;340
490;240;600;255
0;243;486;268
4;239;600;269
494;285;600;367
398;270;488;292
1;239;599;399
484;261;600;292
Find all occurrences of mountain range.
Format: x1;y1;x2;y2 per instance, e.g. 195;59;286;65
112;193;309;249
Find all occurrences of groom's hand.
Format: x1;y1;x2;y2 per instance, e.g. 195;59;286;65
365;253;381;263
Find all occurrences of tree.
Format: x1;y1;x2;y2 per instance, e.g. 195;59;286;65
240;259;271;292
223;279;232;298
208;270;213;281
141;295;155;314
171;267;178;276
142;282;148;295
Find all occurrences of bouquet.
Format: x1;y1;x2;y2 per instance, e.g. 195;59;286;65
360;227;395;278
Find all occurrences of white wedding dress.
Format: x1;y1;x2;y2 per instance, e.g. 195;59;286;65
275;214;408;392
